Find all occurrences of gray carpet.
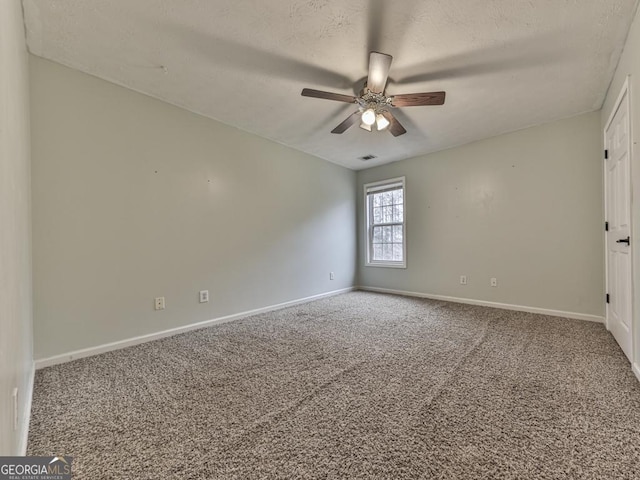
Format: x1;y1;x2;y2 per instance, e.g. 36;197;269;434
28;292;640;479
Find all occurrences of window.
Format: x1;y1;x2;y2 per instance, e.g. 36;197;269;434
364;177;406;268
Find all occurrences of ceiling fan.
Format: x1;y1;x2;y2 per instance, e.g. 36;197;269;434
301;52;445;137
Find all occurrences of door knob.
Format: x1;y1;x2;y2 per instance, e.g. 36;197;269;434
617;236;631;245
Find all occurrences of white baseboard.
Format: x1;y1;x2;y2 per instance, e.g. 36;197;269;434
358;286;605;323
18;362;35;455
35;287;355;369
633;363;640;383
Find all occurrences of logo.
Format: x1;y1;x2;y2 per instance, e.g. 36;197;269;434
0;456;72;480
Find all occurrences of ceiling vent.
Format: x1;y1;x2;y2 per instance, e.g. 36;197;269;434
359;154;377;161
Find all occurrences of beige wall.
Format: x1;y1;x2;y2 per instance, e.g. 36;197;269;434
30;56;356;360
602;2;640;374
357;112;604;318
0;0;33;455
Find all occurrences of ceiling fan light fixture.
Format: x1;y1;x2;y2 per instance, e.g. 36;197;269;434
301;51;445;137
376;113;390;131
361;108;376;126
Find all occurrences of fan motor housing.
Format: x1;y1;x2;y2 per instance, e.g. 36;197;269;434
357;88;392;114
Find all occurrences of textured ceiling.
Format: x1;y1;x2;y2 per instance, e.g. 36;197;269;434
23;0;638;170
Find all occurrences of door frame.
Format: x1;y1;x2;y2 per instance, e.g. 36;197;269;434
603;76;634;365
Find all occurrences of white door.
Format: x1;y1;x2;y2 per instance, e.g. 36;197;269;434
605;84;633;362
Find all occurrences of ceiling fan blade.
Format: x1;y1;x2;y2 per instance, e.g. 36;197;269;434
381;111;407;137
367;52;393;93
391;91;446;107
331;111;362;134
301;88;357;104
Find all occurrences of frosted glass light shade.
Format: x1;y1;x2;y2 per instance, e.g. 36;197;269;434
361;109;376;126
376;114;390;130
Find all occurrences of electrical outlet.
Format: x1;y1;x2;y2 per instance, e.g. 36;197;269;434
330;272;335;280
154;297;165;310
199;290;209;303
460;275;467;285
12;387;18;431
490;278;498;287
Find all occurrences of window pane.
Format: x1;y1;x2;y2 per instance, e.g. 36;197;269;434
373;244;383;261
393;244;403;261
373;207;382;224
382;191;393;206
393;189;403;205
372;226;382;243
382;206;392;223
373;193;382;207
383;226;392;242
392;204;404;222
382;244;393;261
393;225;403;243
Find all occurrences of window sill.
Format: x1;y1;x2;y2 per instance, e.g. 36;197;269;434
365;262;407;269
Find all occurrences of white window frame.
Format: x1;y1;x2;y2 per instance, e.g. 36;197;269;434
364;176;406;268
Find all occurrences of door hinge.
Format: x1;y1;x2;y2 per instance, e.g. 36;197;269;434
606;293;610;304
605;149;609;159
605;221;609;231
